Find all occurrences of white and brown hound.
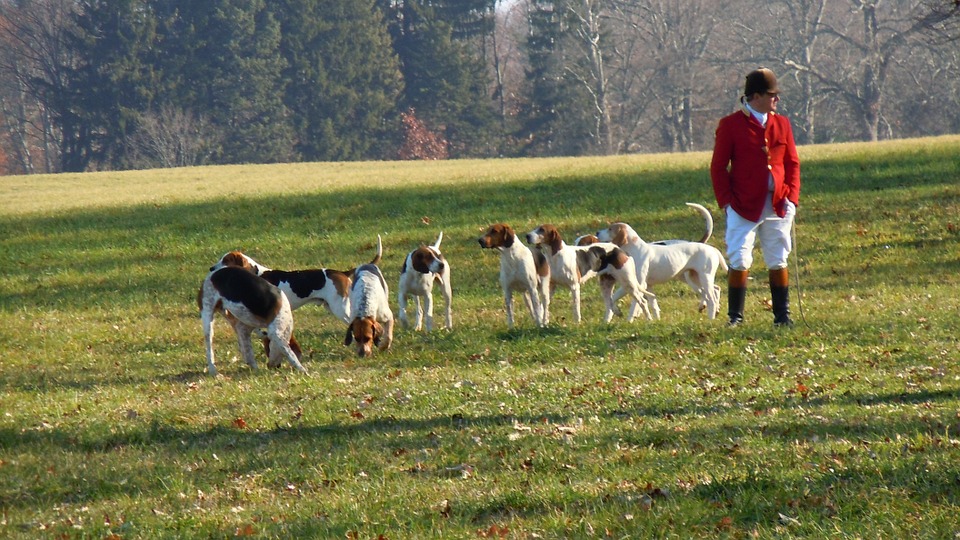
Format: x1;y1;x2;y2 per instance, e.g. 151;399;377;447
478;223;549;328
199;266;306;376
397;232;452;332
525;224;654;324
345;236;394;357
578;244;656;322
210;243;381;323
596;218;727;319
573;235;656;322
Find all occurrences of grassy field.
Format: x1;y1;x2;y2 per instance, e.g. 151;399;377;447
1;136;959;538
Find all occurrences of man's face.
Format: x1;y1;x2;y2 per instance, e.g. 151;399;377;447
749;91;780;114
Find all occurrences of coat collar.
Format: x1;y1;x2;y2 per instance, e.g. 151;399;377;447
739;97;777;120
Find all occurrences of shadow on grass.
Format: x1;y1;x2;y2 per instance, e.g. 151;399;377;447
1;383;956;520
3;154;957;312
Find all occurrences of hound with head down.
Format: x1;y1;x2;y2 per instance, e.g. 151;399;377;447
526;224;655;324
199;266;305;376
210;245;376;323
345;236;394;357
478;223;549;328
397;232;452;332
596;218;727;320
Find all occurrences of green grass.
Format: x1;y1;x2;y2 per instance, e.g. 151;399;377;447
1;136;959;538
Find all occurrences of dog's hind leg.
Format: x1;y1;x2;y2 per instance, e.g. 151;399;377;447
440;272;453;330
525;287;543;327
701;280;721;320
234;324;259;371
600;276;620;323
540;282;552;326
202;310;218;376
571;284;582;323
682;270;711;313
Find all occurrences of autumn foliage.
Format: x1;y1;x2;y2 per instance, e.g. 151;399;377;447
397;108;448;161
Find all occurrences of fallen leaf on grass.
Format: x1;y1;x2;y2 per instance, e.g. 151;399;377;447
468;349;489;361
786;382;810;399
233;417;247;429
476;524;509;538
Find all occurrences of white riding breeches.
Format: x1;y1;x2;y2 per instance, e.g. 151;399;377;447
725;195;795;271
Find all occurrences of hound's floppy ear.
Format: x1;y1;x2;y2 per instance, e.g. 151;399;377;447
344;321;355;346
575;249;599;275
590;246;611;271
372;322;384;346
501;225;515;248
288;335;303;360
543;226;559;244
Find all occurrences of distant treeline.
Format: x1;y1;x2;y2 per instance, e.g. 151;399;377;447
1;0;958;174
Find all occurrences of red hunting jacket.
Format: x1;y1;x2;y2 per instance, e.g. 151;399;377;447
710;106;801;222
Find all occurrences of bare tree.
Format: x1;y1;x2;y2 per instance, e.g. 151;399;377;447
562;0;615;154
607;0;721;152
783;0;959;141
125;105;221;169
489;0;529;153
917;0;960;39
0;58;36;174
0;0;78;173
757;0;832;145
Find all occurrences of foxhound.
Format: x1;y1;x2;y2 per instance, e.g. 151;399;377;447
199;266;306;376
525;224;655;324
345;236;394;357
596;219;727;319
210;244;381;323
397;232;452;332
478;223;549;328
573;235;656;322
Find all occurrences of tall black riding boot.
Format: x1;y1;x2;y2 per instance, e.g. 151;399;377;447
769;268;793;328
727;269;748;326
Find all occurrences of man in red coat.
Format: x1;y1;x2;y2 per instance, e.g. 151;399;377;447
711;68;801;327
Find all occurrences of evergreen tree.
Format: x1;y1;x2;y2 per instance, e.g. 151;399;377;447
378;0;498;158
68;0;294;168
273;0;402;161
518;0;595;157
69;0;161;169
189;0;293;164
